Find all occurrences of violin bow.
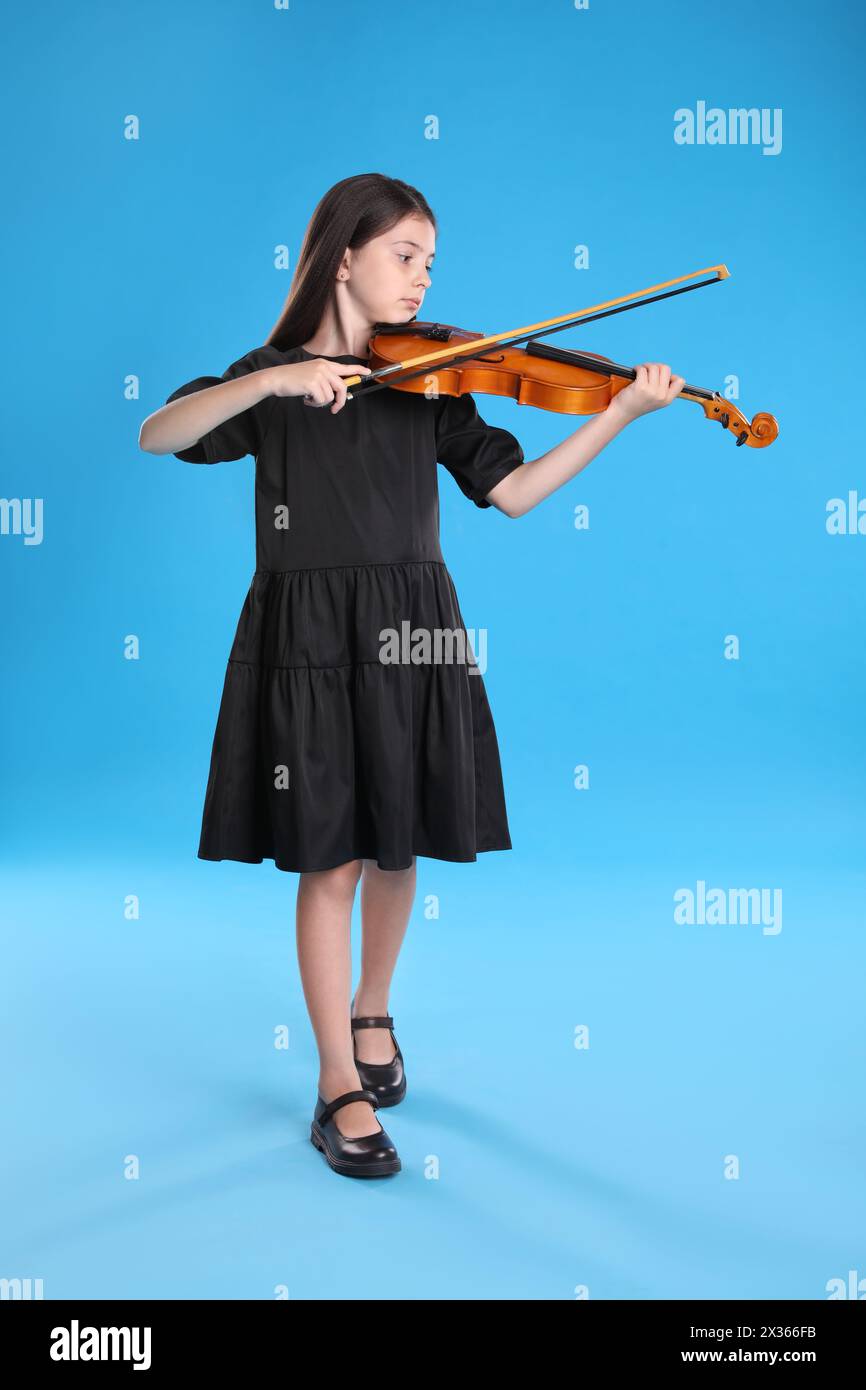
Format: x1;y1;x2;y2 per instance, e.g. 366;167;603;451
345;264;730;390
343;262;778;448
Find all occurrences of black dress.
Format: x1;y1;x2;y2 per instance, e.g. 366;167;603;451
165;343;525;873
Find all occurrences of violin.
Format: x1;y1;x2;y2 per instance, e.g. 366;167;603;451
344;264;779;449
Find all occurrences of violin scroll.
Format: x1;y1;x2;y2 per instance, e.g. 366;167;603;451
699;394;779;448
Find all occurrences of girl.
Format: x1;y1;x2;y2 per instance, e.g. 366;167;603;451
140;173;684;1179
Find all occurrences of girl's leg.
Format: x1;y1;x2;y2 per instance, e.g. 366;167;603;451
296;858;379;1139
352;856;417;1064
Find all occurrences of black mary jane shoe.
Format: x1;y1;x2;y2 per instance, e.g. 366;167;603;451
310;1088;401;1178
350;1009;407;1107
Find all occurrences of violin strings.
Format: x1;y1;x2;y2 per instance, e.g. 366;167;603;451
525;341;716;403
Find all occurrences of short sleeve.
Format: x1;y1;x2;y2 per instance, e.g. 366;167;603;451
164;344;283;463
434;391;524;508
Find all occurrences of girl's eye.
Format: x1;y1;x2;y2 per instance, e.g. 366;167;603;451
397;253;434;271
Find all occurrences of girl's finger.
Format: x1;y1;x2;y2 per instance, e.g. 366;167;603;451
330;362;372;376
320;369;343;408
323;368;342;408
329;364;368;410
305;380;333;407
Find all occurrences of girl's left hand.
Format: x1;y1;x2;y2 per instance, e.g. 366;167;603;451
608;362;685;424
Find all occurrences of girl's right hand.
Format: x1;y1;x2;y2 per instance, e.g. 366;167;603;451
266;359;373;414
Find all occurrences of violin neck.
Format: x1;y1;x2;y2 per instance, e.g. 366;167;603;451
525;340;713;403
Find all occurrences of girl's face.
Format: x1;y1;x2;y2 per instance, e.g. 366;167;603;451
345;214;435;324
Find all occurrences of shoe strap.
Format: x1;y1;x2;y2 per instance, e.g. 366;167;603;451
350;1015;394;1030
317;1088;379;1129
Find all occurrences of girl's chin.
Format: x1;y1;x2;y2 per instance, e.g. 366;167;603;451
371;311;418;328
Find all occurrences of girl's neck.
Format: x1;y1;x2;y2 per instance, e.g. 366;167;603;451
301;342;370;360
302;316;373;361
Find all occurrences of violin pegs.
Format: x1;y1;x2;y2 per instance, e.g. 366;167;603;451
701;396;778;447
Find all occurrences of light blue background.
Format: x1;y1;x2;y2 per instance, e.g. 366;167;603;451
3;0;864;1300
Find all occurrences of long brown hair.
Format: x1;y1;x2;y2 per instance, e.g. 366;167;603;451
266;174;437;354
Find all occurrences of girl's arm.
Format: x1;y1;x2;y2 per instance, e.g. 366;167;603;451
139;358;371;457
139;369;279;456
486;362;685;518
